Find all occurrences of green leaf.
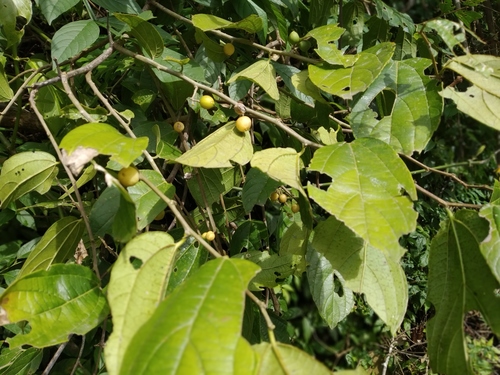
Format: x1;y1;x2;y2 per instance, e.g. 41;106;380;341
234;250;296;290
39;0;79;24
427;210;500;375
253;342;331;374
309;42;395;99
424;19;466;52
93;0;141;14
242;168;281;213
105;232;179;375
175;122;253;168
127;170;175;230
306;247;354;328
229;221;269;256
227;60;280;100
114;14;164;58
119;258;260;375
308;138;417;252
251;147;305;197
0;347;42;375
59;123;148;168
0;54;13;101
0;151;59;209
186;167;240;207
51;20;100;66
0;0;31;47
349;59;443;154
0;264;109;348
306;24;352;66
479;204;500;283
192;14;263;33
311;216;408;334
373;0;415;34
280;222;308;274
18;217;85;278
291;70;326;103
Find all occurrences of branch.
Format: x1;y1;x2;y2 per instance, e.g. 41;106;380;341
415;184;483;209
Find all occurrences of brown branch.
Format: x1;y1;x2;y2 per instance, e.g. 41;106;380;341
415;184;483;209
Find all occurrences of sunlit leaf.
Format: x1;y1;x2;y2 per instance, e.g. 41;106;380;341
373;0;415;34
39;0;79;24
311;216;408;334
176;122;253;168
309;42;394;99
115;13;163;58
251;147;305;196
253;342;331;375
427;210;500;375
424;19;466;52
306;24;353;66
308;138;417;252
480;204;500;283
0;152;58;208
119;258;260;375
349;58;443;154
59;123;148;168
242;168;281;213
105;232;179;375
227;60;279;100
192;14;262;33
0;0;31;47
0;54;13;101
0;264;109;348
18;217;85;278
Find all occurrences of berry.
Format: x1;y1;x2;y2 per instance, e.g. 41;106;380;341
270;192;279;201
200;95;215;110
235;116;252;132
289;31;300;44
278;194;287;204
202;231;215;241
291;203;300;213
118;166;140;187
223;43;235;56
299;40;311;53
154;210;166;221
173;121;185;133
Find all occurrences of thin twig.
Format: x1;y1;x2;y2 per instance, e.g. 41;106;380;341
29;89;101;279
42;336;72;375
70;335;86;375
381;336;395;375
60;71;93;122
415;184;483;209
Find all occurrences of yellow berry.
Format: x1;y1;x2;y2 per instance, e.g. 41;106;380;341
173;121;185;133
278;194;287;204
202;231;215;241
200;95;215;110
223;43;235;56
235;116;252;132
154;211;166;221
291;203;300;213
118;166;140;187
270;192;279;201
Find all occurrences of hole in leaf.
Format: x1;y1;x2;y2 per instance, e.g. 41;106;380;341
129;256;143;270
275;277;285;283
333;274;344;297
369;89;396;119
274;271;281;276
173;267;178;273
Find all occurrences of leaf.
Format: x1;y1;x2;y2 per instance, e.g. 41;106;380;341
119;258;260;375
441;85;500;131
39;0;79;24
427;210;500;375
280;222;308;274
0;54;13;101
306;24;352;67
92;0;141;13
18;217;85;278
114;14;163;58
0;151;59;208
308;42;395;99
311;217;408;334
192;14;263;33
105;232;179;375
306;247;354;328
251;147;305;196
242;168;281;213
0;0;31;47
373;0;415;34
253;342;332;375
51;20;100;66
424;19;466;52
186;167;240;207
0;347;42;375
308;138;417;252
234;251;296;290
175;122;253;168
229;221;269;256
227;60;280;100
291;70;326;104
0;264;109;348
349;59;443;154
479;204;500;283
59;123;148;168
127;170;175;230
